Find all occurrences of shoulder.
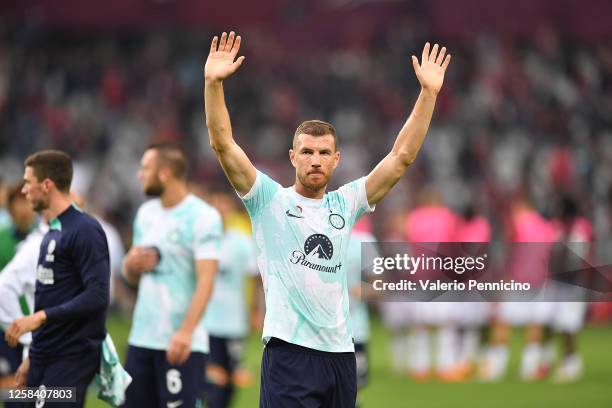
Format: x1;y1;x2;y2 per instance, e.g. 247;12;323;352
72;209;105;235
186;196;222;231
242;169;282;198
137;199;161;216
188;195;221;219
226;230;251;245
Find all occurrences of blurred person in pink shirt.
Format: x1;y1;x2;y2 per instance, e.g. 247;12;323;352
482;197;558;381
399;189;459;381
548;194;593;382
451;204;492;381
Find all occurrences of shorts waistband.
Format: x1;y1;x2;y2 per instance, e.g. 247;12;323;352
265;337;354;357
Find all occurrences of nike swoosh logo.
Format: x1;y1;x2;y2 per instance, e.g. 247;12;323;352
167;401;184;408
286;210;304;218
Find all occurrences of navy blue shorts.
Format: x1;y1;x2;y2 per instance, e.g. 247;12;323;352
122;345;206;408
26;349;100;408
208;335;244;374
204;336;245;408
260;338;356;408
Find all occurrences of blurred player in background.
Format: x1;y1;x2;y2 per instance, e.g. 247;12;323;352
403;188;458;381
0;178;11;229
0;182;36;387
0;182;37;268
5;150;110;407
205;30;450;407
122;143;221;407
452;203;492;380
0;193;79;389
346;216;379;405
549;194;593;382
481;196;557;381
203;191;261;408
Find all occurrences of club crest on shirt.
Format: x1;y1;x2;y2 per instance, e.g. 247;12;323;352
37;265;55;285
329;213;345;230
45;239;56;262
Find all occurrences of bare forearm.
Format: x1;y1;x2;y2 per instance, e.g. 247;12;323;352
204;79;234;152
180;275;214;333
392;88;437;166
365;88;438;204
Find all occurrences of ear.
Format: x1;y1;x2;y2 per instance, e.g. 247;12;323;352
159;165;174;183
289;149;297;168
42;178;53;193
332;150;340;170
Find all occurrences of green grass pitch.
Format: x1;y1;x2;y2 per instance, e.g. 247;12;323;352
78;314;612;408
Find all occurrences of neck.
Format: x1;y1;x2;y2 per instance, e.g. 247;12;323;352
47;192;73;220
293;179;326;199
160;180;189;208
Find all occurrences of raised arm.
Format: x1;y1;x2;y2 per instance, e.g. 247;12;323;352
365;43;451;205
204;31;256;195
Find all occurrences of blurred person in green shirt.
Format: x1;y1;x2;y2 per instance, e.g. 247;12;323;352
0;182;37;269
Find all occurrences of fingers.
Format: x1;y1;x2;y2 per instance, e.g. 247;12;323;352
442;54;452;70
166;344;189;365
219;32;227;51
210;36;218;54
14;372;25;388
411;55;420;73
225;31;236;52
230;35;242;57
6;326;19;348
166;348;177;365
176;347;190;365
421;42;451;68
15;377;25;388
429;43;439;62
232;56;246;70
211;31;241;55
436;46;446;65
421;42;430;63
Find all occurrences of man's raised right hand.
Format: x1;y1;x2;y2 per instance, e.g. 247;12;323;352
204;31;245;82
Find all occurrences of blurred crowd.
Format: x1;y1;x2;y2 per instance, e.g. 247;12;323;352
0;6;611;393
0;19;611;254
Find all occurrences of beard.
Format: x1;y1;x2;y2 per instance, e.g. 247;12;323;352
30;197;49;212
297;171;329;193
144;176;165;197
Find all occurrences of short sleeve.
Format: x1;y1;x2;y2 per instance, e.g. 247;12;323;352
238;170;281;218
193;208;222;261
336;177;375;225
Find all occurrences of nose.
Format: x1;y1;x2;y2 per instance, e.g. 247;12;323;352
310;152;322;167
